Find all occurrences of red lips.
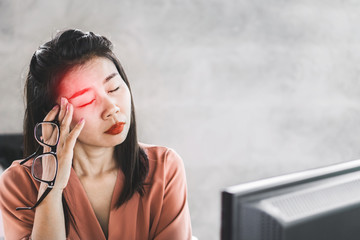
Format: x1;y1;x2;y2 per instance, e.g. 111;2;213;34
105;122;125;135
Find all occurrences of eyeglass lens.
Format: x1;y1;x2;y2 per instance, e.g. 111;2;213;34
33;154;57;182
35;122;59;146
16;122;59;211
33;122;59;182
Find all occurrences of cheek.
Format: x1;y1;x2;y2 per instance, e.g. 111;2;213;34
70;108;91;129
121;90;132;112
72;109;83;122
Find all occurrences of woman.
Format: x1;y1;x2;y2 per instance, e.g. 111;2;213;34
0;29;192;240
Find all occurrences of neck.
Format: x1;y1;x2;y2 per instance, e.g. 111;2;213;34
72;141;117;177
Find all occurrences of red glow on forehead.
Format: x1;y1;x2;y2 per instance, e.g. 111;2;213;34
55;68;93;102
55;58;120;104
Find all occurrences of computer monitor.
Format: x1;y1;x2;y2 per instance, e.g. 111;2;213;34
221;159;360;240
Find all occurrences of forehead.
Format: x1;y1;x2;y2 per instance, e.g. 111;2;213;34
57;57;117;95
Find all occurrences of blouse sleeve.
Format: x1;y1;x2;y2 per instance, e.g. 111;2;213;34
153;148;192;240
0;162;37;240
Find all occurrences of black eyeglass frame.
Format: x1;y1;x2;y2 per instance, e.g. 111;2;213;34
16;120;60;211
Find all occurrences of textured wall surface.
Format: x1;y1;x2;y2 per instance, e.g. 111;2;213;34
2;0;360;239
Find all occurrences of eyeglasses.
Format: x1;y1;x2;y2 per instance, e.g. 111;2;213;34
16;120;60;211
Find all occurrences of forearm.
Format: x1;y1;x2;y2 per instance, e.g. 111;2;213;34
31;188;66;240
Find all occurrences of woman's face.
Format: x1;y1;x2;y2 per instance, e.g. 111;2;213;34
56;57;132;148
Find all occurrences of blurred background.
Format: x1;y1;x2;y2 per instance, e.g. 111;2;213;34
2;0;360;239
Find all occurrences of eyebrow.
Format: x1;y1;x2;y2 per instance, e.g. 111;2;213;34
68;72;119;100
104;72;118;83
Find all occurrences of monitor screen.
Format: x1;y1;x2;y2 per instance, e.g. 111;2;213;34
221;159;360;240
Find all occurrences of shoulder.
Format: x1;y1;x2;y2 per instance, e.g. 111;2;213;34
0;161;37;238
0;160;37;208
140;142;184;168
0;160;33;190
139;144;192;239
139;143;186;183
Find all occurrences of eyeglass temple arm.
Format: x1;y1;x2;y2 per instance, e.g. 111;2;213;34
16;187;52;211
19;147;41;165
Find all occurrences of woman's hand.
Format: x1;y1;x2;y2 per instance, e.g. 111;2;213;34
42;97;85;191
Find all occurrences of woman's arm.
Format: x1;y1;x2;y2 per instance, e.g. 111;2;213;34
0;99;84;240
153;148;192;240
31;99;84;240
31;189;66;240
0;166;68;240
0;163;36;239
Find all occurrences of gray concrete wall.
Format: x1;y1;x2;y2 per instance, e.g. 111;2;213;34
2;0;360;239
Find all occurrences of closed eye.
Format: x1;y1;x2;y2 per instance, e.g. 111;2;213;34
109;86;120;93
78;99;96;108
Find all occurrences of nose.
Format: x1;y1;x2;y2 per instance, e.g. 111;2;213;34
101;96;120;120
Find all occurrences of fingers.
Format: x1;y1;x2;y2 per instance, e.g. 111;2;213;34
60;102;73;133
58;97;68;123
42;97;68;123
63;118;85;150
45;97;85;190
58;99;73;146
57;98;85;150
43;105;60;122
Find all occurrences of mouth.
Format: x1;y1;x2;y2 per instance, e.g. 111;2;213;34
105;122;126;135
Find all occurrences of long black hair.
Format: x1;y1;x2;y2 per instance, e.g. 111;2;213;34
24;29;149;233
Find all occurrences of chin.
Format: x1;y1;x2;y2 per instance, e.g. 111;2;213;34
104;131;129;146
76;132;128;148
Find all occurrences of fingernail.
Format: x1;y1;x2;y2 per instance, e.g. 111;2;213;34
52;105;59;110
79;118;85;124
61;97;66;106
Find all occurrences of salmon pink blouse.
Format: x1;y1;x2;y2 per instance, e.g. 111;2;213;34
0;143;192;240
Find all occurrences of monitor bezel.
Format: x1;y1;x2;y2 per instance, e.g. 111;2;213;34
221;159;360;240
